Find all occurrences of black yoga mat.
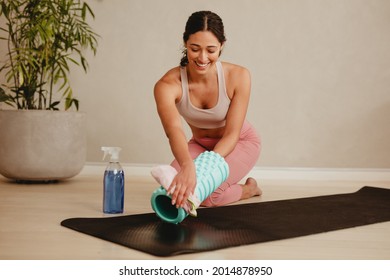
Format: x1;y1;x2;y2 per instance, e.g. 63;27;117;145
61;186;390;256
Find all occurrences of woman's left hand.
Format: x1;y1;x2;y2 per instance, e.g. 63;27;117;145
167;161;197;208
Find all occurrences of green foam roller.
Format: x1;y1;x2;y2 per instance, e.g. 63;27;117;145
151;151;229;224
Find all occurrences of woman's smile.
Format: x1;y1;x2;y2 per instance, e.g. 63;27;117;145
194;61;211;69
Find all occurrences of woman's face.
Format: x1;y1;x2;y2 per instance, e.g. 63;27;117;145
185;31;223;73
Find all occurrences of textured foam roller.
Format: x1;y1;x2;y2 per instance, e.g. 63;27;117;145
192;151;229;201
151;151;229;224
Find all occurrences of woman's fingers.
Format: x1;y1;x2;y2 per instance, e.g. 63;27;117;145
168;170;196;208
169;184;189;208
169;184;178;205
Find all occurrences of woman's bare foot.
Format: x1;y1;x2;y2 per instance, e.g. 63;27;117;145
240;177;262;200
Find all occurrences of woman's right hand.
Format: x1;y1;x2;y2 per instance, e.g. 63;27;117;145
168;161;197;208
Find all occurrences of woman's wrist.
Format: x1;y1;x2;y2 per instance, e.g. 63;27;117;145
180;160;195;169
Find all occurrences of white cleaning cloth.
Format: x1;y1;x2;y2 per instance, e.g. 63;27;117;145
151;165;201;217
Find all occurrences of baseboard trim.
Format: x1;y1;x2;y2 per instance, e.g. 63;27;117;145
80;163;390;182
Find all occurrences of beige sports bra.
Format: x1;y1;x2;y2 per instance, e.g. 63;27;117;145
176;61;231;129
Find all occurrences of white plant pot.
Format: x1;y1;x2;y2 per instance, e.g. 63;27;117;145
0;110;86;181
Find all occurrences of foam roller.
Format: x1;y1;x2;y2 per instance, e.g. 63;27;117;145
150;151;229;224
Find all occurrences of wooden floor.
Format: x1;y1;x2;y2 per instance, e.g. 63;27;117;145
0;173;389;260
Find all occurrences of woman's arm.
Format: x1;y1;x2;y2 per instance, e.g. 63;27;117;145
213;66;251;157
154;77;197;208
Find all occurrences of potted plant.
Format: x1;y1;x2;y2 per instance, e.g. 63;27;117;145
0;0;98;182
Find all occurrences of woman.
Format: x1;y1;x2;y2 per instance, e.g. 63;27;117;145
154;11;261;210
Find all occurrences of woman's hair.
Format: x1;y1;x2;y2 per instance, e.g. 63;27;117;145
180;11;226;67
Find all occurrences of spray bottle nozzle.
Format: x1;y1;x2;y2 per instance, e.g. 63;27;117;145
101;147;122;162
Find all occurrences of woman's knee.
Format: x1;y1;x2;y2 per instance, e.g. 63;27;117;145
201;185;242;207
201;193;223;207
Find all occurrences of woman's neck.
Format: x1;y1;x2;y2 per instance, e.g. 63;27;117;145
187;62;217;84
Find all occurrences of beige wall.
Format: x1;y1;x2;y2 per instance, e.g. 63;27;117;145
2;0;390;168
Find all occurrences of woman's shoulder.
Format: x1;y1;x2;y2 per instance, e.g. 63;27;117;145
154;66;182;101
155;66;181;88
220;61;251;82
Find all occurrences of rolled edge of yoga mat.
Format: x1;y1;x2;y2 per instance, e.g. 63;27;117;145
151;151;229;224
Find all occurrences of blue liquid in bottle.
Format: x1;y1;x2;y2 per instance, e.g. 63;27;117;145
103;167;124;214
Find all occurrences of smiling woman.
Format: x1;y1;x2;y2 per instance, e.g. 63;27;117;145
153;11;262;214
186;31;222;75
180;11;226;67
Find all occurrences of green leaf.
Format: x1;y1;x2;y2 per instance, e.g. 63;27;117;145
65;97;79;111
0;89;15;107
50;101;60;110
84;3;95;19
0;87;10;102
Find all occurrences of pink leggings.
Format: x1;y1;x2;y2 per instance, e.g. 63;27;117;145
171;121;261;207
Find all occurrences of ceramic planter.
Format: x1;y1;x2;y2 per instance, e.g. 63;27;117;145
0;110;86;181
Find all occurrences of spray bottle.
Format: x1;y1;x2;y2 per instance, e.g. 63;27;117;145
101;147;124;214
